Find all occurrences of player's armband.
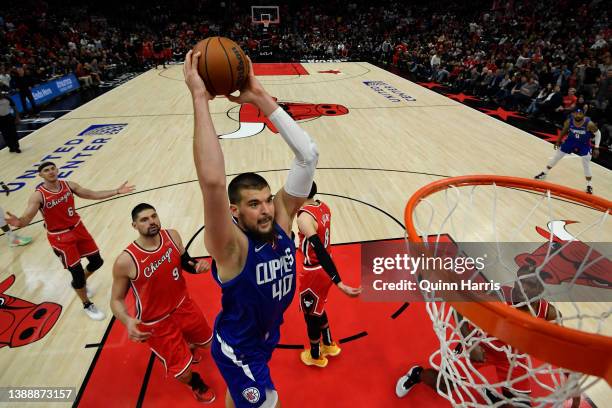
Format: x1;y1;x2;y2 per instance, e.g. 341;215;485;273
181;251;197;274
307;235;341;284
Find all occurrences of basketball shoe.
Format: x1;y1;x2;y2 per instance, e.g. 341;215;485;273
300;350;328;367
396;365;423;398
321;342;341;357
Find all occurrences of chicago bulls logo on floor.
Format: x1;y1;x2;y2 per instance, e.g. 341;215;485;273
221;100;349;139
0;275;62;349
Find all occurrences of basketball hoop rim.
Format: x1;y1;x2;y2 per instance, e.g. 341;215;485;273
404;175;612;384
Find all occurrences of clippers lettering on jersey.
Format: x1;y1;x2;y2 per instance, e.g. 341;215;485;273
256;247;295;301
143;247;173;278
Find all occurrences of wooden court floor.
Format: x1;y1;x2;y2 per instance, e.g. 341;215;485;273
1;62;610;407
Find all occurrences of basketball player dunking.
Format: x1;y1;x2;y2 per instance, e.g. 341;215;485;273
395;264;581;407
110;203;215;403
184;50;319;408
6;162;134;320
297;181;362;368
535;109;601;194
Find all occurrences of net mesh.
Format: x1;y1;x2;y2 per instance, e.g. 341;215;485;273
405;179;611;407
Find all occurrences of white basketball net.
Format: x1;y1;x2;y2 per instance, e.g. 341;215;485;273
407;182;611;407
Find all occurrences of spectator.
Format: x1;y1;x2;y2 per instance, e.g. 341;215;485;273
539;84;563;120
556;87;578;116
0;65;10;88
527;83;552;116
511;75;539;111
0;85;22;153
13;66;38;117
429;52;441;81
582;59;601;100
75;60;93;88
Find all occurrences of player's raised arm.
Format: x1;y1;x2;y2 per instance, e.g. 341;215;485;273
184;50;240;263
227;59;319;234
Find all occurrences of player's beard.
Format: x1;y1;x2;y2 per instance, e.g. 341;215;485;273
144;224;160;237
244;215;275;242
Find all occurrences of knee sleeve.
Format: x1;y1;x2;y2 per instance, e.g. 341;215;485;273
581;154;592;177
86;253;104;273
304;313;321;341
69;263;86;289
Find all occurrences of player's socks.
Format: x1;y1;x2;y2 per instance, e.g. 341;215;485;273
309;341;321;359
322;326;332;346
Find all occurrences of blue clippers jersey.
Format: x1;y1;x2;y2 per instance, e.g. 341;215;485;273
568;117;592;145
212;222;296;352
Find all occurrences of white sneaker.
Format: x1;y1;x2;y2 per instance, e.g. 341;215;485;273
84;303;105;321
396;365;423;398
86;285;95;299
9;235;33;247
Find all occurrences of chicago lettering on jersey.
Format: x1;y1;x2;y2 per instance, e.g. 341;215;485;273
143;247;174;278
46;190;72;209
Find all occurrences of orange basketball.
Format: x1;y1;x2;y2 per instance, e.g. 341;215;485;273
192;37;250;96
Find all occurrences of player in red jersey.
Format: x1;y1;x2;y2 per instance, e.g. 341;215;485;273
297;181;362;367
6;162;134;320
395;263;581;407
110;203;215;403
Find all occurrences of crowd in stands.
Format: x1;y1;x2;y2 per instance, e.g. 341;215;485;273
1;0;610;146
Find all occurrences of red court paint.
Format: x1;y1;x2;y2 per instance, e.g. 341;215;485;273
252;63;309;76
76;239;589;407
